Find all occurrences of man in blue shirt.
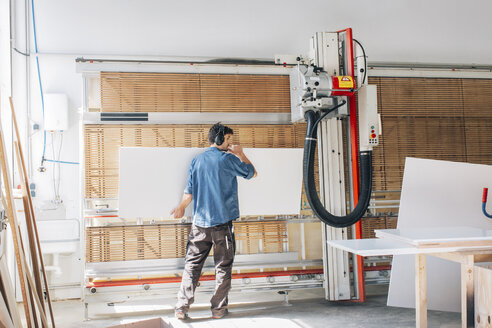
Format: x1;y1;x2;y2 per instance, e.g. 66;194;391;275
171;123;256;320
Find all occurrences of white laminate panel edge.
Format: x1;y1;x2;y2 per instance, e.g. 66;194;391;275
327;238;492;257
375;227;492;246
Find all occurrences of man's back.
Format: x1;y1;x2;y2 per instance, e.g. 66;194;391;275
185;147;254;227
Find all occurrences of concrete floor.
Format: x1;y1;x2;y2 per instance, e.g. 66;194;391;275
24;286;461;327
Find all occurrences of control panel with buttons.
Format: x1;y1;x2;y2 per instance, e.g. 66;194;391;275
357;85;380;150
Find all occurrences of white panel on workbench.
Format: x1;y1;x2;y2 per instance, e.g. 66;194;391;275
388;158;492;312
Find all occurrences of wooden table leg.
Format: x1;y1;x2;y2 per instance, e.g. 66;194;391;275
415;254;427;328
461;255;474;328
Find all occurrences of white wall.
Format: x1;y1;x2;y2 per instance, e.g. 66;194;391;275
0;0;13;178
6;0;492;300
0;0;15;293
32;0;492;64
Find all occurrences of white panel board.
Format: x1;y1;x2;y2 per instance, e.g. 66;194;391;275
376;227;492;246
327;238;492;257
119;147;201;218
388;158;492;312
118;147;303;219
237;148;303;216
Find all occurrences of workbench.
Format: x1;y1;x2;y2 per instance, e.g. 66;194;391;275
328;227;492;328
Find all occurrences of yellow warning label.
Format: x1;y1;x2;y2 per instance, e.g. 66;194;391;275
337;76;354;89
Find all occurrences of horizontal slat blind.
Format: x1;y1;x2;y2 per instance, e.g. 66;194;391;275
101;73;201;112
85;221;287;262
101;72;290;113
86;224;191;262
199;74;290;112
370;77;491;191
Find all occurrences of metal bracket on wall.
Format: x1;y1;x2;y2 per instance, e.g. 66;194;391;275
0;210;6;232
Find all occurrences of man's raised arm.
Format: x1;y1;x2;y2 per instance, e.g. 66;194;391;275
229;145;257;178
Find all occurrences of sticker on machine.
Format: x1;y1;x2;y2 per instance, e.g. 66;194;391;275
337;76;354;88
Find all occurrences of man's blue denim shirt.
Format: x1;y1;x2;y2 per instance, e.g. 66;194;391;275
184;147;255;227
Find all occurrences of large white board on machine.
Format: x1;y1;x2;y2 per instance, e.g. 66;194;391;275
118;147;304;219
387;158;492;312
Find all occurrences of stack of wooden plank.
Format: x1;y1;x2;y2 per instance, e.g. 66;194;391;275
0;251;22;328
0;98;55;327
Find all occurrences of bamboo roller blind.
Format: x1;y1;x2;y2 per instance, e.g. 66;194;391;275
86;220;287;262
100;72;291;113
86;223;190;262
369;77;491;191
234;220;287;254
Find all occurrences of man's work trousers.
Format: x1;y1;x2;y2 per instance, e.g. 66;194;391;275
175;222;235;316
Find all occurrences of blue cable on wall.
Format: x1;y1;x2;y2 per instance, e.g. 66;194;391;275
31;0;79;165
44;159;79;165
30;0;46;164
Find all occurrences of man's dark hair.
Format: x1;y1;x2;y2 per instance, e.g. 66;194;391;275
208;123;233;144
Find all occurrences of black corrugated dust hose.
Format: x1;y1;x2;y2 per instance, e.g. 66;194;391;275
303;110;373;228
